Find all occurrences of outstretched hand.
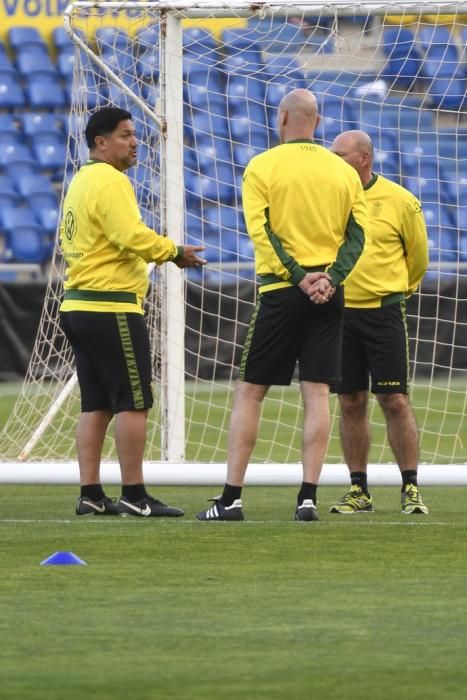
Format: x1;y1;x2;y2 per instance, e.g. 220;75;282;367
298;272;335;304
174;245;207;269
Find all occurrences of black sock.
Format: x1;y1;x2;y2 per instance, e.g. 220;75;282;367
121;484;148;502
220;483;242;507
351;471;369;494
81;484;106;501
297;482;317;505
401;470;418;490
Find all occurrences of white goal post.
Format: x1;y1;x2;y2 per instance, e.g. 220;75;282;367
0;0;466;484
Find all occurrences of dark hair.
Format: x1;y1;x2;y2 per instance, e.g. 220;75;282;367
85;107;132;149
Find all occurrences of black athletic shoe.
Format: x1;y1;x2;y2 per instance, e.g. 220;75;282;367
117;494;184;518
295;499;320;522
76;496;118;516
196;496;244;521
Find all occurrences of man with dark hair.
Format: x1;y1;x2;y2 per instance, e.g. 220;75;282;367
59;106;206;517
329;129;429;515
196;89;369;522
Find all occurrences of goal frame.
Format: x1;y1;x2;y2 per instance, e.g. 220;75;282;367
0;0;465;484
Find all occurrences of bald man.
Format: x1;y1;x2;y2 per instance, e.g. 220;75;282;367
197;90;368;522
330;130;429;515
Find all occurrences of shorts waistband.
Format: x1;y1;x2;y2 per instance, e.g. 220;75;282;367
63;289;138;304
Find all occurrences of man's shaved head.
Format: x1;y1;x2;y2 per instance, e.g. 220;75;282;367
277;89;320;143
331;130;374;185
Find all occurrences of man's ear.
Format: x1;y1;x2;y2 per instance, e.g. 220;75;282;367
94;134;106;150
315;113;320;130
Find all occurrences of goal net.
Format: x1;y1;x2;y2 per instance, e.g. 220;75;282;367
0;1;466;484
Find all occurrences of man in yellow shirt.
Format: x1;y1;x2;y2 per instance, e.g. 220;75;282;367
329;129;429;515
60;107;205;517
197;89;368;522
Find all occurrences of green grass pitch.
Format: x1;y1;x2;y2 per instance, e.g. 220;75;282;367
1;484;467;700
1;383;466;698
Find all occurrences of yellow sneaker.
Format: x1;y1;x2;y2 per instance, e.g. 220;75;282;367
329;485;374;513
401;484;428;514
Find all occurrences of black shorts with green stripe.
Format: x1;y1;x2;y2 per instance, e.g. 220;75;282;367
240;285;345;386
60;311;153;413
332;301;409;395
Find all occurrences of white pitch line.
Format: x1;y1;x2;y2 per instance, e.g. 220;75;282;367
0;518;453;526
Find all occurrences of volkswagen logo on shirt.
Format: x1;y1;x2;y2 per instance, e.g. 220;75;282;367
64;208;77;242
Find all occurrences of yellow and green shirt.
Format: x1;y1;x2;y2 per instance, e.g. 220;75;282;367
344;174;429;308
242;139;369;292
59;160;181;314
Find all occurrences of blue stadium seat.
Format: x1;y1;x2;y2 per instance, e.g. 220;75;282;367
95;27;130;52
221;28;262;54
57;52;76;79
247;19;308;53
0;114;21;142
190;172;235;205
233;144;263;169
184;84;210;109
0;52;16;77
52;27;74;54
205;204;246;236
425;74;465;111
417;25;453;52
426;222;458;265
185;210;204;241
0;174;20;207
405;175;441;204
15;173;58;208
0;77;26;109
191;109;229;139
226;74;265;107
400;134;438;172
9;27;48;53
136;50;159;81
458;209;467;262
35;205;59;235
26;78;67;110
0;207;46;263
33;141;67;176
397;105;434;130
9;228;46;264
193;136;231;170
381;28;423;89
184;58;223;91
417;26;465;109
230;118;268;147
265;80;290;112
135;23;160;51
101;50;134;74
183;27;217;56
221;53;264;77
16;51;57;79
20;113;64;141
0;142;36;172
264;55;306;81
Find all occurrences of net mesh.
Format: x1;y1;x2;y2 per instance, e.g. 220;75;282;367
0;2;466;466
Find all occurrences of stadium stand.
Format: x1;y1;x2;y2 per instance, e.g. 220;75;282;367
0;18;465;271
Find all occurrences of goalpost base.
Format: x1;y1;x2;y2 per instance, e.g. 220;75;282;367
0;463;466;485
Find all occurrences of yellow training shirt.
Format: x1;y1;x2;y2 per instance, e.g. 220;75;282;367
242;139;369;292
344;174;429;308
59;161;180;314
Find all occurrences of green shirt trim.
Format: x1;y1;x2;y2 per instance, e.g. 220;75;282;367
64;289;137;304
264;208;307;285
363;173;378;191
327;210;365;287
284;139;316;144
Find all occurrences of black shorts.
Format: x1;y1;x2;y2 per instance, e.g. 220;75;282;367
333;302;409;395
239;285;344;386
60;311;154;413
